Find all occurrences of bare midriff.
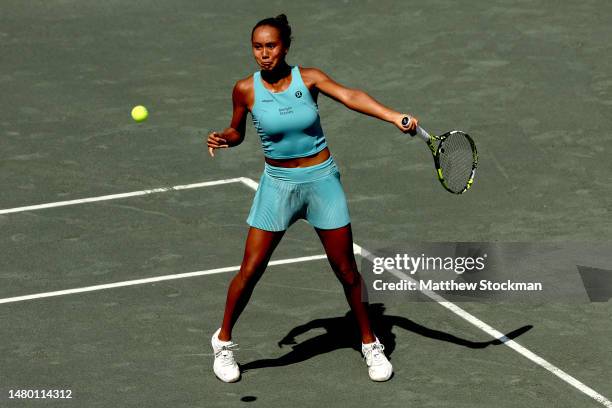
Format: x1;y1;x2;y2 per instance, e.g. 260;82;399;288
264;147;330;168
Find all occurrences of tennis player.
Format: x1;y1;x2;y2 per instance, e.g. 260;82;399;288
206;14;418;382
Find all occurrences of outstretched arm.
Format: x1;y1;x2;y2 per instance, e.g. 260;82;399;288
307;67;418;134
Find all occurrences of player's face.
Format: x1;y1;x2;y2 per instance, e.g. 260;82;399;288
251;26;288;71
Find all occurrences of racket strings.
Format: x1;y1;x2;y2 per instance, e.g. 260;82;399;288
437;133;475;193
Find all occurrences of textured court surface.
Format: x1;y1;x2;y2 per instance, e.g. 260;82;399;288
1;1;611;407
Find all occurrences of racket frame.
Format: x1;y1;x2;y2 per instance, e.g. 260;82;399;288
413;124;478;194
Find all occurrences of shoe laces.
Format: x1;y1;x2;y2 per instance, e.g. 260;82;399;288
363;342;385;366
215;343;239;367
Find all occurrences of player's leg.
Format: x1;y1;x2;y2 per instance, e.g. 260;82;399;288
212;226;285;382
218;168;295;342
211;164;299;382
219;226;286;341
305;157;393;381
315;224;393;381
314;224;374;343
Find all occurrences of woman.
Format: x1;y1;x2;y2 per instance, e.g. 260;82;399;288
206;14;418;383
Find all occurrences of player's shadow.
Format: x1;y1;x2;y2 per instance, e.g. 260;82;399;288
241;303;532;372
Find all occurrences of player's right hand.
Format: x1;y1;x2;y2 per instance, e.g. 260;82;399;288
206;131;229;157
396;113;418;135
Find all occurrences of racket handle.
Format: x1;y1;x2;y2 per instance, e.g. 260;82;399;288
415;125;432;142
401;116;431;142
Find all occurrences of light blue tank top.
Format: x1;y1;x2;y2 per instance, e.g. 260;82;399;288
251;66;327;159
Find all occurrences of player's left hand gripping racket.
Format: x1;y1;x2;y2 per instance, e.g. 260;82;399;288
402;116;478;194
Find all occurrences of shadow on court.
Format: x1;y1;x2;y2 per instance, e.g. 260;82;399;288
241;303;532;372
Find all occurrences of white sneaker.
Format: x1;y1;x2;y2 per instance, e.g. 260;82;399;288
211;328;240;382
362;337;393;381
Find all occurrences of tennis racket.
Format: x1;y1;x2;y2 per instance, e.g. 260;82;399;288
402;116;478;194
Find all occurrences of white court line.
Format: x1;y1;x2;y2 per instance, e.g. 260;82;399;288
0;254;328;305
0;178;243;215
238;176;260;191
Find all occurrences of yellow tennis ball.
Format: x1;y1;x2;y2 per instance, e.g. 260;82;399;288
131;105;148;122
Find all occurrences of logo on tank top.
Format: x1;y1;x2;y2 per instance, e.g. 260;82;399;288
261;99;274;103
278;107;294;115
295;90;302;98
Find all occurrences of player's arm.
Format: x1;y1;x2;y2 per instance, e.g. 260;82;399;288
207;80;249;157
307;67;417;133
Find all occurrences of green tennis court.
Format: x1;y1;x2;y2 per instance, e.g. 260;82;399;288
2;1;611;407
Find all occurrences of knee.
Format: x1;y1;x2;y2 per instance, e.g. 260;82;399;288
235;258;266;288
334;261;360;287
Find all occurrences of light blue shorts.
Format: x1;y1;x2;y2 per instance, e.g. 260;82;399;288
247;156;351;232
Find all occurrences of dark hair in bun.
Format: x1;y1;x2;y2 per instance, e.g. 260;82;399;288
252;14;293;48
